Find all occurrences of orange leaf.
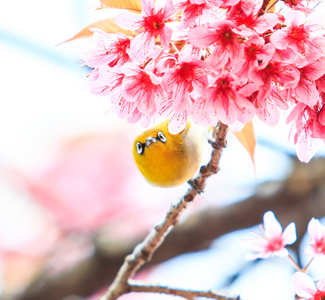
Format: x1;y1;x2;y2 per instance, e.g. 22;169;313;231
232;121;256;166
62;18;134;44
266;0;277;12
99;0;142;12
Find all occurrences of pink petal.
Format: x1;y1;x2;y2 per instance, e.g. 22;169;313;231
274;247;289;257
270;30;289;50
296;130;319;163
228;121;245;132
215;98;238;124
168;113;188;134
241;236;269;251
308;218;325;241
286;10;306;26
160;0;175;19
208;45;229;69
129;32;155;59
256;102;280;126
282;222;297;245
286;103;305;125
191;97;217;127
263;211;283;238
141;0;155;16
256;43;275;65
317;277;325;291
235;94;255;110
248;65;264;86
306;36;325;62
160;25;173;50
305;59;325;81
292;272;316;298
238;83;259;97
255;13;278;34
115;12;143;30
319;107;325;126
188;27;217;48
294;83;319;107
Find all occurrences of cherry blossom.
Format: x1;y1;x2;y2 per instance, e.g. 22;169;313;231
292;272;325;300
305;218;325;257
226;0;278;34
80;0;325;162
188;20;252;69
161;50;208;116
237;82;281;126
86;66;125;96
120;64;166;118
115;0;175;59
286;102;325;163
80;29;131;68
203;71;255;125
284;59;325;108
233;34;275;78
241;211;297;260
249;60;300;90
283;0;314;14
175;0;213;29
270;10;325;64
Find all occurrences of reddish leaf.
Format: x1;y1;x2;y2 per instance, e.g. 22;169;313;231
233;121;256;166
98;0;142;12
62;18;134;44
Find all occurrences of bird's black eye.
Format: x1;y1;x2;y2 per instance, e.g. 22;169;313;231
136;142;144;154
157;131;166;143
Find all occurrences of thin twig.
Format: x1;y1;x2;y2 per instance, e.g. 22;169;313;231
288;254;302;272
302;258;314;272
99;123;231;300
129;280;240;300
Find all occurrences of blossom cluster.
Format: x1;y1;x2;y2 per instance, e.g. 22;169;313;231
81;0;325;162
242;211;325;299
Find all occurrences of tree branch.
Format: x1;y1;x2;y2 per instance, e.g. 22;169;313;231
99;123;230;300
128;280;239;300
14;157;325;300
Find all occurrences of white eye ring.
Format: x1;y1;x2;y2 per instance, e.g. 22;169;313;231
157;131;166;143
136;142;144;154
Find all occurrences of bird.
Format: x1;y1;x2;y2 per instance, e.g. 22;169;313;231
132;119;205;187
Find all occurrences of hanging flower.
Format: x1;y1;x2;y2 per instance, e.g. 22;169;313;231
305;218;325;258
188;20;252;69
292;272;325;300
241;211;297;260
115;0;175;59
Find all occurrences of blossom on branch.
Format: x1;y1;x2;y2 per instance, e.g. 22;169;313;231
175;0;214;29
241;211;297;260
305;218;325;257
115;0;175;59
80;29;131;68
188;20;252;69
286;102;325;163
233;34;275;78
270;10;325;64
226;0;278;34
292;272;325;300
204;71;255;125
79;0;325;160
120;64;166;118
285;59;325;107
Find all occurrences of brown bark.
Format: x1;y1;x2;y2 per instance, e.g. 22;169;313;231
12;157;325;300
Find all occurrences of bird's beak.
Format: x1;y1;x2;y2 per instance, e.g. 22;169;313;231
145;136;157;147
